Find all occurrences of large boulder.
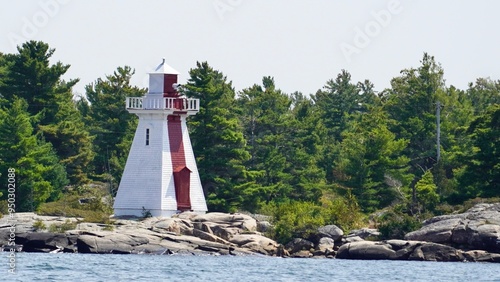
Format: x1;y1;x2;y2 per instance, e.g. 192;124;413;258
285;238;314;254
229;234;279;255
315;237;335;256
408;242;464;262
337;240;465;262
76;232;150;254
404;217;461;243
337;241;395;260
316;225;343;241
192;213;257;231
15;232;77;253
347;228;381;240
257;221;272;233
463;250;500;263
405;203;500;252
151;218;192;235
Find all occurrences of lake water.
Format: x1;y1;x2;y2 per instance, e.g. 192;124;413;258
4;253;500;281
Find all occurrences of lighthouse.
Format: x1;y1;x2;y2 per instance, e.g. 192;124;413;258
113;59;207;217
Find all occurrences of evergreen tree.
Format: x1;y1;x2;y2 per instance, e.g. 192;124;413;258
183;62;252;212
457;104;500;198
288;93;328;201
312;70;362;142
415;170;439;213
238;78;325;204
0;98;68;211
0;41;93;185
467;78;500;114
335;107;411;212
312;71;377;183
384;53;444;174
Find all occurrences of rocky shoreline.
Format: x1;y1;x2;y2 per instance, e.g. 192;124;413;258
1;203;499;263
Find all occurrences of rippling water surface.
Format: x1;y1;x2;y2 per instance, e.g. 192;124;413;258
4;253;500;281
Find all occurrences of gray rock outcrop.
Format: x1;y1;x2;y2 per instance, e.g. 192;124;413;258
405;203;500;252
0;212;278;256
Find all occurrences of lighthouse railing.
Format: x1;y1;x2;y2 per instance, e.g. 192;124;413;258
126;97;199;112
126;97;143;109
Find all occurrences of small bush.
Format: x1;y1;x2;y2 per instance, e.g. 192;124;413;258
48;219;77;233
378;210;421;240
142;207;152;219
33;220;47;231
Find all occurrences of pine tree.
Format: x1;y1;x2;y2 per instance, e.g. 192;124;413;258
0;41;93;185
312;71;377;183
415;170;439;213
0;98;68;211
335;107;411;212
239;77;314;204
384;53;444;174
183;62;252;212
458;104;500;198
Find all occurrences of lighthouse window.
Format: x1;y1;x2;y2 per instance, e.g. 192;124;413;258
146;128;150;146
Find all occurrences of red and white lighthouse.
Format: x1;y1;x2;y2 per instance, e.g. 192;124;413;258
113;59;207;217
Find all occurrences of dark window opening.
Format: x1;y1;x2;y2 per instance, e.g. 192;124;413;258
146;128;150;146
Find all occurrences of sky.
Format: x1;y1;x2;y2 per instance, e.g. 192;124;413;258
1;0;500;98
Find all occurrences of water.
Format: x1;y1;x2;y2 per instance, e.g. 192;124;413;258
4;253;500;282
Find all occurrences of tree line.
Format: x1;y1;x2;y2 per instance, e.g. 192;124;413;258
0;41;498;228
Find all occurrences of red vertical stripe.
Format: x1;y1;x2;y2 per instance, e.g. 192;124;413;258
164;74;178;97
167;115;191;210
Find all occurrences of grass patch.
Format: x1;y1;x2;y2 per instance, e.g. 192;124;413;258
48;219;77;233
37;184;114;224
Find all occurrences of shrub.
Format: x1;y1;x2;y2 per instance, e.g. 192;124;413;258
102;224;115;231
320;192;365;232
141;207;152;219
270;201;325;244
262;194;365;244
33;219;47;231
378;209;421;240
48;219;77;233
37;185;113;224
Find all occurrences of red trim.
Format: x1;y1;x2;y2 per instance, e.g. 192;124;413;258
167;115;191;210
163;74;179;97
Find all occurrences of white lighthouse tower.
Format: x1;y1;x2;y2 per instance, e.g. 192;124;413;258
113;59;207;217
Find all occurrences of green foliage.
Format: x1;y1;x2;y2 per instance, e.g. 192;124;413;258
33;219;47;231
385;53;444;175
457;104;500;198
0;41;93;185
378;208;422;240
102;224;115;231
266;200;326;244
37;184;113;223
48;219;77;233
335;107;412;212
0;98;68;211
264;193;364;244
415;170;439;212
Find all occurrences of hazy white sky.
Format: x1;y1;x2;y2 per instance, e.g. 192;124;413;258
2;0;499;97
